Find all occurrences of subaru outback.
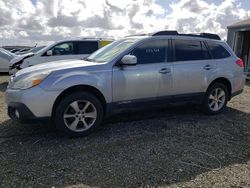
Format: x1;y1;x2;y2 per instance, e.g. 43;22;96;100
5;31;245;136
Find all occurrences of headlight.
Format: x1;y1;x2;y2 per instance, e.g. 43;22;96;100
11;72;51;90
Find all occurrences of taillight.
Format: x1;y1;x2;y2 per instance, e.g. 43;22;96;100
236;59;244;68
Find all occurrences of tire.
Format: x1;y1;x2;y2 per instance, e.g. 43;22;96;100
54;91;104;137
202;83;229;115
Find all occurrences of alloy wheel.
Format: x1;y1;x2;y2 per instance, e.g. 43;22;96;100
208;88;226;112
63;100;97;132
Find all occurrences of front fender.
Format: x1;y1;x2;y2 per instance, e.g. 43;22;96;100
40;70;112;103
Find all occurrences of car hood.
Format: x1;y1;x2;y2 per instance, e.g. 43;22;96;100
10;52;34;65
15;59;102;77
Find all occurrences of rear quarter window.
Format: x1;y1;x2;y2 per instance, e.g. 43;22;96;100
207;42;231;59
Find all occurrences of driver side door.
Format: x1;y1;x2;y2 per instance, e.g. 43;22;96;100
33;42;75;65
112;39;171;105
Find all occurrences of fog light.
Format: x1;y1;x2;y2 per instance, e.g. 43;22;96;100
15;109;20;119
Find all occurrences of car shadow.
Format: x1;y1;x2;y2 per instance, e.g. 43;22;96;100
0;104;249;187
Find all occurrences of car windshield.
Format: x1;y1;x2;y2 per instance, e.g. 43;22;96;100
86;38;139;63
35;42;53;55
30;46;46;53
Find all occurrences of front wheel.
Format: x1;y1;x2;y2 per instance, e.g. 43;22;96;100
54;92;104;137
202;83;229;115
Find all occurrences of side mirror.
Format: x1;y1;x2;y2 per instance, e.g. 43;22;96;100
121;55;137;66
46;50;53;56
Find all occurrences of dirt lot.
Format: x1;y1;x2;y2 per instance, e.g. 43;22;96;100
0;74;249;187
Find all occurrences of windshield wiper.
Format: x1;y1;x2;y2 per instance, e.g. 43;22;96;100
83;57;94;62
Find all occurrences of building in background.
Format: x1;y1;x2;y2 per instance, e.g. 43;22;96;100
227;19;250;75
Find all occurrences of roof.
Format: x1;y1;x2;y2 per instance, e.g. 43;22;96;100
126;30;221;40
228;19;250;29
57;38;111;42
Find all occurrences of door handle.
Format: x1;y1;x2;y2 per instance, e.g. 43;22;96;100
203;64;213;70
159;68;171;74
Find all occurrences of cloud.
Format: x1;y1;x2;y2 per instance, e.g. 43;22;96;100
165;0;250;38
0;0;249;46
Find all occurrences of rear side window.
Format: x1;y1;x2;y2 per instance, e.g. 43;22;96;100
173;40;210;62
74;41;99;54
131;39;168;64
207;42;231;59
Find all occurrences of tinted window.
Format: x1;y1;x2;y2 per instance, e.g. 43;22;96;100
131;40;167;64
51;42;74;55
75;41;98;54
207;42;231;59
174;40;210;61
201;42;211;59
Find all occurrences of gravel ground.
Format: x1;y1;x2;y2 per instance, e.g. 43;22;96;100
0;74;249;187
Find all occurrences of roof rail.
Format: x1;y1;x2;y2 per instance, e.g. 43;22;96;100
81;37;113;40
151;30;221;40
125;33;148;37
199;33;221;40
152;31;179;36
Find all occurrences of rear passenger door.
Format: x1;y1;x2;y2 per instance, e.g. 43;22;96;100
171;39;214;95
74;41;99;59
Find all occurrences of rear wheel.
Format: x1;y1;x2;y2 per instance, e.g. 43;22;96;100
202;83;229;115
54;92;104;137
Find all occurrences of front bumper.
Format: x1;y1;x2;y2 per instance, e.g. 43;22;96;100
8;102;37;122
6;86;61;121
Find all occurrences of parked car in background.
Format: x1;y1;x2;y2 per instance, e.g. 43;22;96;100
9;38;113;75
5;31;245;136
15;48;31;54
15;46;46;55
0;48;17;72
10;49;21;53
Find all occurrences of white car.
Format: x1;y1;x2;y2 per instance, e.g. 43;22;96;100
15;46;46;55
9;38;113;75
0;48;17;72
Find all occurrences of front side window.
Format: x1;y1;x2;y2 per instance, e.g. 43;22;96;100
50;42;74;56
207;42;231;59
130;39;168;64
173;40;211;62
74;41;98;54
87;38;140;63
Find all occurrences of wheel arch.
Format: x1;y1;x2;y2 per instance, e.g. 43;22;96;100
208;77;232;100
52;85;107;117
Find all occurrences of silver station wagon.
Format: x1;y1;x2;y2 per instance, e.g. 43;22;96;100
5;31;245;136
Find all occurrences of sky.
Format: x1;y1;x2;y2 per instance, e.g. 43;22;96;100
0;0;250;46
